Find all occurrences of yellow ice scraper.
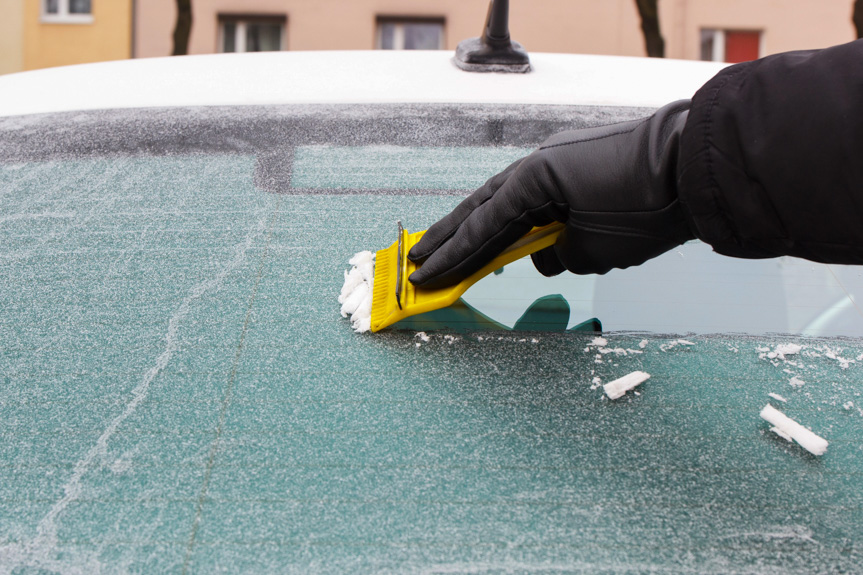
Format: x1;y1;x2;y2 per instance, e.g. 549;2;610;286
370;221;565;332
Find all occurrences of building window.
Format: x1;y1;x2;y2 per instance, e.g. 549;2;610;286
377;17;444;50
700;29;761;63
219;15;286;53
42;0;93;24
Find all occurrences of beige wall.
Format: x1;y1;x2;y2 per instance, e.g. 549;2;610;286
136;0;648;57
0;0;24;74
24;0;132;71
511;0;645;56
135;0;857;60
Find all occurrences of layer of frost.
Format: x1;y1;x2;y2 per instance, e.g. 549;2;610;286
604;371;651;400
760;404;828;456
338;251;375;333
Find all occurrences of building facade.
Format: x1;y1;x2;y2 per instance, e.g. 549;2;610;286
664;0;857;62
0;0;25;74
2;0;132;74
134;0;857;62
1;1;858;75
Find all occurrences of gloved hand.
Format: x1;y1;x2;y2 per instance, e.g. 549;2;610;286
408;100;696;289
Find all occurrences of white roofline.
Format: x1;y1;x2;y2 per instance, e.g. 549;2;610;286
0;51;726;117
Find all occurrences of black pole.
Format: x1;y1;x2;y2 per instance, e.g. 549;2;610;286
485;0;509;41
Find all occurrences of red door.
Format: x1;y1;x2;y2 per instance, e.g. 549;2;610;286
725;31;760;63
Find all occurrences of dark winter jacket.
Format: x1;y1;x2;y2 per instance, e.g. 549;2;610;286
678;39;863;264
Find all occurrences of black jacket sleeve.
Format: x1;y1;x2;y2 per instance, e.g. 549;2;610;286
677;39;863;264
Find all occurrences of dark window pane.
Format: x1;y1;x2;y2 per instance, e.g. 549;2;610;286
246;23;282;52
379;23;395;50
700;29;715;61
45;0;59;14
403;23;442;50
222;22;236;53
69;0;91;14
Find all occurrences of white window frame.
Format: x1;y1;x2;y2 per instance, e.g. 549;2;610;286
218;16;286;53
376;18;445;50
41;0;94;24
700;29;725;62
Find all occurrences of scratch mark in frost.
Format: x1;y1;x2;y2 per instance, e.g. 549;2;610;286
0;216;266;575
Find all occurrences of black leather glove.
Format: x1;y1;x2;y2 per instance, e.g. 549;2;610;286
408;100;696;289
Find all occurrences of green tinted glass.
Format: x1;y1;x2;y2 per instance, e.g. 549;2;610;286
1;151;862;574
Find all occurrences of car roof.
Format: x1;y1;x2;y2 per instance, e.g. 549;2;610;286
0;50;726;117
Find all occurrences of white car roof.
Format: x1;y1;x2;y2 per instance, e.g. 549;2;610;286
0;50;726;117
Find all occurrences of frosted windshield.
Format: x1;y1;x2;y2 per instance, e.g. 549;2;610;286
2;105;862;574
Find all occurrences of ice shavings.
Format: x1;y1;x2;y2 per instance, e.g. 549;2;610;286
586;336;641;356
598;347;631;356
604;371;651;400
775;343;802;357
757;343;810;372
338;250;375;333
760;404;829;456
824;347;854;369
759;343;803;361
757;342;859;371
660;339;695;352
789;376;805;388
769;393;788;403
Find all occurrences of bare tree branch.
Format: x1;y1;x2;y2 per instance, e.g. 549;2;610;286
635;0;665;58
172;0;193;56
854;0;863;39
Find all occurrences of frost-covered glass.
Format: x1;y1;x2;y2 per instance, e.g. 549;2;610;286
3;105;862;573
